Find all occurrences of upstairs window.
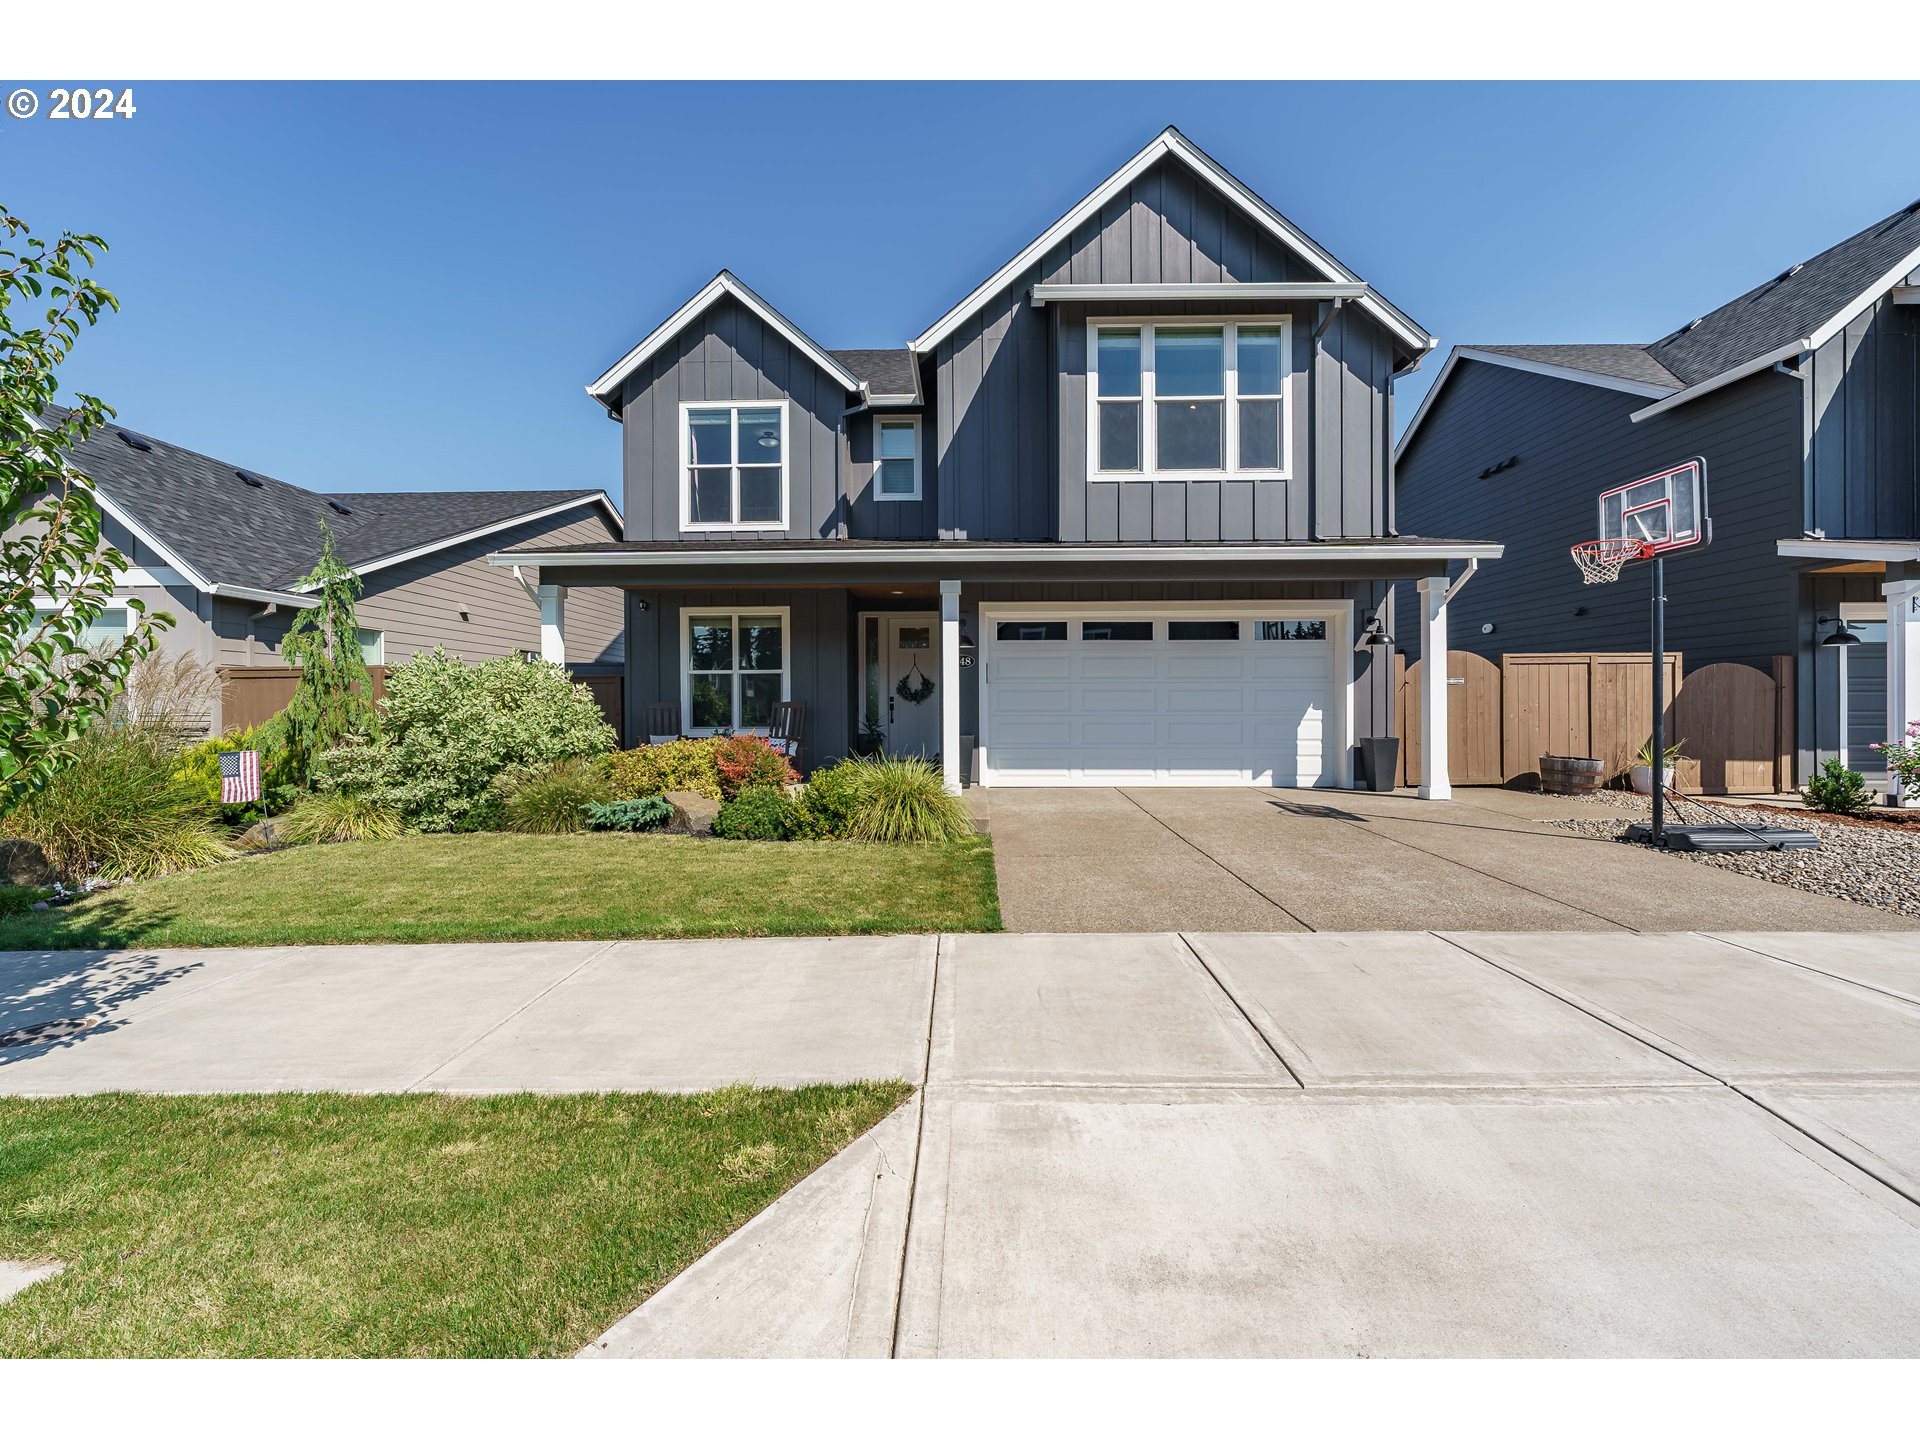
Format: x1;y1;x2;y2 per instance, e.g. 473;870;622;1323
1090;321;1291;480
875;416;921;501
682;401;787;530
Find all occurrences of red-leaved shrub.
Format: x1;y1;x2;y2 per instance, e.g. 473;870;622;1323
713;733;797;799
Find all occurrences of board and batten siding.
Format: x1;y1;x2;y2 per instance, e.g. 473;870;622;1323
933;153;1399;545
1806;296;1919;539
616;295;849;544
847;409;935;539
1394;359;1806;671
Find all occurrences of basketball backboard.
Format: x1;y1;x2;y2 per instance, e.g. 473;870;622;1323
1597;457;1709;557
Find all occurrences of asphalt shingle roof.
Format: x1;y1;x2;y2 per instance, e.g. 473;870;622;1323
1471;199;1920;395
829;349;920;399
45;407;605;590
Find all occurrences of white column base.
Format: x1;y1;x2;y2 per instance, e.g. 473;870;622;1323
940;581;962;795
1416;574;1451;800
537;583;567;665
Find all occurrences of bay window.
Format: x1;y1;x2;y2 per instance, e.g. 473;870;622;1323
683;608;788;733
1089;320;1291;479
682;401;787;530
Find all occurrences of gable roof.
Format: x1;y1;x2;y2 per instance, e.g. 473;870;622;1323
1403;196;1920;455
586;271;861;414
41;407;617;594
909;126;1433;358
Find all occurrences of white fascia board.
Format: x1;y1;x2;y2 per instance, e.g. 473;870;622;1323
487;541;1504;569
1628;338;1811;423
1030;282;1369;306
586;273;859;404
1804;241;1920;348
297;492;623;591
208;583;321;609
1776;539;1920;563
1394;347;1676;465
910;128;1433;357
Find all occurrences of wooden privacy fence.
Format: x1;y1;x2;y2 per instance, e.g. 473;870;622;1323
218;664;625;741
1395;651;1794;794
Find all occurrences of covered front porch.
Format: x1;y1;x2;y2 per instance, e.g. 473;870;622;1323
487;541;1501;798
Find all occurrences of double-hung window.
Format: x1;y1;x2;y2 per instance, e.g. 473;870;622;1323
1090;321;1291;479
875;416;921;501
684;609;788;733
683;401;787;530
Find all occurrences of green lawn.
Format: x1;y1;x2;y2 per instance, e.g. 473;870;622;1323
0;1084;910;1357
0;831;1001;948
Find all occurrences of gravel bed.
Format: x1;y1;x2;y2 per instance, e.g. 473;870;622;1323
1545;791;1920;920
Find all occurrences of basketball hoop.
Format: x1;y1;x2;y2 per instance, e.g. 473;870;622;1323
1569;537;1652;585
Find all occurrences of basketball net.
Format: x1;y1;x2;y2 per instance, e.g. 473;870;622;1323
1569;538;1652;585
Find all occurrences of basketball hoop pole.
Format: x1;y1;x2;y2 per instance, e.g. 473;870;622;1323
1651;554;1666;846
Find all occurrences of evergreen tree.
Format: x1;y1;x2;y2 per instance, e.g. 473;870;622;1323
280;521;377;781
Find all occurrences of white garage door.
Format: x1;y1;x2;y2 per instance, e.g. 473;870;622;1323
981;610;1341;787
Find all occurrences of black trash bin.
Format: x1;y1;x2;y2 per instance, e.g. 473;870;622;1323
1359;736;1400;793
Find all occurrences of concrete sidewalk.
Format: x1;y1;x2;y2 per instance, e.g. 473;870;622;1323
8;929;1920;1356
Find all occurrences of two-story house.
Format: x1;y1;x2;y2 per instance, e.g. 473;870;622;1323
1395;199;1920;800
494;127;1501;795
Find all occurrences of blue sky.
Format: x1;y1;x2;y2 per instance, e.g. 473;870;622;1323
5;80;1919;505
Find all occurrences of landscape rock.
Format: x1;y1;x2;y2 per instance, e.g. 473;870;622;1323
0;838;53;887
664;790;721;837
236;818;287;851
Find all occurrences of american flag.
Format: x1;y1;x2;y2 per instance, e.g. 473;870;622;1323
219;749;262;805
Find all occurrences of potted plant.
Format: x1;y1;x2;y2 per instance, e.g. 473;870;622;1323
852;715;885;759
1629;737;1685;795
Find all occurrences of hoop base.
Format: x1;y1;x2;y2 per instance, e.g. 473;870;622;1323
1570;537;1652;585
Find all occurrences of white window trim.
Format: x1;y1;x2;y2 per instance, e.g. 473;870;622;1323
679;605;793;737
1087;317;1294;483
975;599;1352;788
358;628;386;666
678;399;790;533
873;414;923;503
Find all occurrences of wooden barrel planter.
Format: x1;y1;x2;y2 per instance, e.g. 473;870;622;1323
1539;754;1606;795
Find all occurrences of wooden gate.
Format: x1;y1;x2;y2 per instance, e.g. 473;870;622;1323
1396;651;1502;785
1501;652;1684;787
1668;658;1792;794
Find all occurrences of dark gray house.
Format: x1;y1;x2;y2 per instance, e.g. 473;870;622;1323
1395;199;1920;800
21;410;625;734
496;127;1500;794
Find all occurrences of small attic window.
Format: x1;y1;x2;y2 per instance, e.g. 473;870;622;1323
236;469;265;488
328;500;353;516
116;430;153;452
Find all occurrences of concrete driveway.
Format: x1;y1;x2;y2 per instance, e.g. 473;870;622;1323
9;929;1920;1357
976;786;1915;932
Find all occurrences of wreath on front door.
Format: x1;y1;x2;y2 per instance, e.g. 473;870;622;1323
895;659;935;705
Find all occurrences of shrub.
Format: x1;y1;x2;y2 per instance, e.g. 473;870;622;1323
798;759;870;839
713;784;803;841
277;790;407;845
606;737;723;802
311;650;616;832
172;719;299;821
713;734;798;800
846;756;973;844
0;885;51;918
1801;756;1873;816
584;796;675;832
502;758;607;834
0;728;235;880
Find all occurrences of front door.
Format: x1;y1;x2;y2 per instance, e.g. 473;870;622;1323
882;615;942;758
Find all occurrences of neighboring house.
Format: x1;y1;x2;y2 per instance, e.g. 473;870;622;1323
490;126;1501;794
23;408;625;734
1395;198;1920;798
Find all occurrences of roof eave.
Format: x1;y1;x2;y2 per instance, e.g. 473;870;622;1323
1395;347;1679;466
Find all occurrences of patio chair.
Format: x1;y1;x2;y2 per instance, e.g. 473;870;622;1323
768;700;806;769
643;701;681;746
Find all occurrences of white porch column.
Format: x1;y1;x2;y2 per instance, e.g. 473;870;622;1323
537;583;567;664
1888;576;1920;805
1416;574;1451;800
940;580;962;794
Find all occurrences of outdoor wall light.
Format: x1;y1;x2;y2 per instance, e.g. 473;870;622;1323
1819;615;1862;646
